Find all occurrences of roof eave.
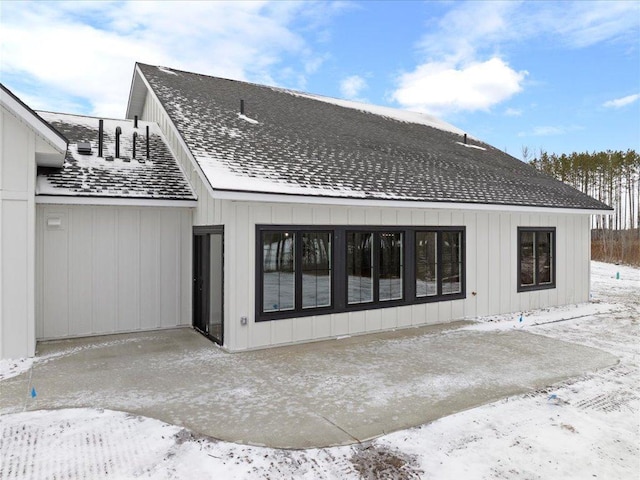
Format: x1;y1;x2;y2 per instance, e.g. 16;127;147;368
1;83;69;167
125;63;148;119
209;188;613;215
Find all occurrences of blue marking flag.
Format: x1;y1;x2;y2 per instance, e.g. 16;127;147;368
31;387;37;398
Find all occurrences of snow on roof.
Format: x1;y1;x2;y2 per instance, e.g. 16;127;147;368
36;112;195;201
289;91;466;136
135;63;611;211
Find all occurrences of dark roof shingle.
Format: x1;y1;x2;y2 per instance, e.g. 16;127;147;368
36;112;195;201
137;63;610;211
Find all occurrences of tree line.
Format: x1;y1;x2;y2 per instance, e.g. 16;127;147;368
525;148;640;230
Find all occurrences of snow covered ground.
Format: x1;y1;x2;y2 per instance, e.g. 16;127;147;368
1;261;638;479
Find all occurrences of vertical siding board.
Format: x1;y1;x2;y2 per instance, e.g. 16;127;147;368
499;212;511;314
234;204;253;348
463;211;477;318
92;208;117;334
365;308;382;332
349;311;366;334
409;304;425;327
271;318;294;345
42;209;70;338
293;316;313;342
475;212;489;316
160;209;179;328
487;213;501;314
116;208;140;331
140;209;160;330
510;213;521;313
69;207;93;335
180;209;192;326
331;313;349;337
312;315;331;340
312;206;331;224
35;207;44;339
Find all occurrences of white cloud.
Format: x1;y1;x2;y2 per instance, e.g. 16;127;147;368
392;58;527;116
504;108;522;117
392;1;639;117
340;75;367;100
603;94;640;109
0;1;342;118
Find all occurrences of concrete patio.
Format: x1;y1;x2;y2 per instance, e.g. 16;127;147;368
0;323;617;448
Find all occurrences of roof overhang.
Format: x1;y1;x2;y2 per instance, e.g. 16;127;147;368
36;195;197;208
125;63;148;119
210;189;613;215
1;83;68;167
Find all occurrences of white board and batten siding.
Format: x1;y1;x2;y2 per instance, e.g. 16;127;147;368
35;205;192;340
1;106;37;358
1;99;66;359
137;84;593;352
220;201;592;352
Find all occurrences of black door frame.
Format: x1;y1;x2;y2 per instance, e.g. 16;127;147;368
193;225;224;345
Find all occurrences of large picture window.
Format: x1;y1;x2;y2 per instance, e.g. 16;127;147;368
518;227;556;292
257;225;465;321
260;228;334;318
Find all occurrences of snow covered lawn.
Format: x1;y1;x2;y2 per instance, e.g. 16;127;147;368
1;261;638;479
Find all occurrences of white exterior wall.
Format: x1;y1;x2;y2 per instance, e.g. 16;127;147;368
35;204;192;340
136;82;593;352
0;105;56;358
220;202;591;351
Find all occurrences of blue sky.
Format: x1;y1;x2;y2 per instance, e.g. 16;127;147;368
1;0;638;160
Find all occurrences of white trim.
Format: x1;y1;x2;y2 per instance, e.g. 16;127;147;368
35;196;197;208
0;87;67;158
213;189;612;215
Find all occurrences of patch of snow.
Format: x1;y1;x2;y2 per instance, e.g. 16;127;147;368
237;113;259;124
1;261;637;479
289;90;468;136
456;141;486;150
0;357;33;381
157;66;178;76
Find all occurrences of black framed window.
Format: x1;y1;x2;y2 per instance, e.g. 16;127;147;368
302;232;332;309
262;231;295;313
518;227;556;292
379;232;403;301
347;232;373;304
346;231;404;305
259;228;334;319
416;229;463;298
257;225;465;321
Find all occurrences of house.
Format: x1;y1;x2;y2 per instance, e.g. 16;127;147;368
0;64;611;359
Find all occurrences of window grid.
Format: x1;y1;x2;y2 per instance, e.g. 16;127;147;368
518;227;556;292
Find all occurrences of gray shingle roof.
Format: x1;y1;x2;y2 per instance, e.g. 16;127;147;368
137;63;610;210
36;112;195;201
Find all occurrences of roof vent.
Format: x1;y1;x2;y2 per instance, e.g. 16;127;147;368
98;119;104;157
77;142;92;155
133;131;137;159
115;126;122;159
146;125;150;159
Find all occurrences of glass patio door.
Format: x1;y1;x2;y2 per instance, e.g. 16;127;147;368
193;227;223;345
